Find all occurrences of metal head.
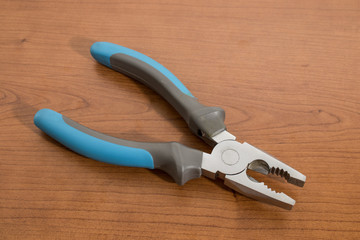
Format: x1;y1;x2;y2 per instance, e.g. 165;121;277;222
201;135;306;210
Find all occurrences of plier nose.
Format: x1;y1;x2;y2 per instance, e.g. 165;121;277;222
201;138;306;210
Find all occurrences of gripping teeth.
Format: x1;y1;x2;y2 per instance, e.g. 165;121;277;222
270;167;290;181
268;165;305;187
221;142;307;209
262;182;277;194
224;172;296;210
242;142;306;188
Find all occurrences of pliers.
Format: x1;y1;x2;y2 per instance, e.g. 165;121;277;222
34;42;306;210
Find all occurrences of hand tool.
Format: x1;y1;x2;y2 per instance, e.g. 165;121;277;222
34;42;306;209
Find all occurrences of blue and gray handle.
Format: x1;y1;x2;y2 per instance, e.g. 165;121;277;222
34;109;203;185
90;42;226;146
34;42;225;185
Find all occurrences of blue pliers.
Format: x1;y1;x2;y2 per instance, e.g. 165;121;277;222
34;42;306;209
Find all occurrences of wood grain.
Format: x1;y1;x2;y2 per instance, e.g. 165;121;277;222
0;0;359;239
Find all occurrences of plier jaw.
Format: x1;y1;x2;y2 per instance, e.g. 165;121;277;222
201;139;306;210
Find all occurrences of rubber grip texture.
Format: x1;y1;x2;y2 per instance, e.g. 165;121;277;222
90;42;227;146
90;42;193;96
34;109;203;185
34;109;154;168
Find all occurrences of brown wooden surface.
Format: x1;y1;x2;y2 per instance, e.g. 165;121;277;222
0;0;359;239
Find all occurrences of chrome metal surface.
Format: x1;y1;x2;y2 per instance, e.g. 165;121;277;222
201;141;306;209
211;130;236;143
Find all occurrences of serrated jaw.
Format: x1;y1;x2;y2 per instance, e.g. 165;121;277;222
224;173;296;210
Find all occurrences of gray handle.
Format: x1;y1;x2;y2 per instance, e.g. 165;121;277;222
39;109;204;185
91;42;226;146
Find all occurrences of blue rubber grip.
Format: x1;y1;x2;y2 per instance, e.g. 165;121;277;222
34;109;154;169
90;42;193;97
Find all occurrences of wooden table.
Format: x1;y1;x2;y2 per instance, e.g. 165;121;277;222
1;0;359;239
